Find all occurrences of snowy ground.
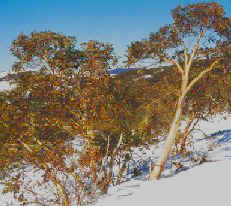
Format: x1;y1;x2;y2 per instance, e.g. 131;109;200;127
1;118;230;206
95;160;231;206
1;75;231;205
0;81;11;91
94;115;231;206
95;138;231;206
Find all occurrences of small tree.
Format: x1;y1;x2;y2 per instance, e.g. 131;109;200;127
0;31;85;206
127;2;231;180
70;41;148;193
0;31;146;205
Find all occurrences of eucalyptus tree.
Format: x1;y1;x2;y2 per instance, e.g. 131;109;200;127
0;31;145;205
127;2;231;180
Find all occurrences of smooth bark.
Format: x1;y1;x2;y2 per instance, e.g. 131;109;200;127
149;95;184;180
149;28;221;180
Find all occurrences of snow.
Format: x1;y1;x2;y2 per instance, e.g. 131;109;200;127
195;113;231;134
143;74;152;79
1;124;231;206
0;72;8;78
95;143;231;206
94;116;231;206
0;71;14;91
1;78;231;205
0;81;11;91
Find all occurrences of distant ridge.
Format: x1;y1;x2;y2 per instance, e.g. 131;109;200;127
108;68;137;75
0;68;138;81
0;72;17;82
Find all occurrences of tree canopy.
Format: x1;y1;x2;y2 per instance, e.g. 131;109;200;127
0;2;231;205
127;2;231;180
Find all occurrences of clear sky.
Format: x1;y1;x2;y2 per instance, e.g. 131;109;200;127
1;0;231;71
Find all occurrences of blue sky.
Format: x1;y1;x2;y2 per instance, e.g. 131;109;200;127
1;0;231;71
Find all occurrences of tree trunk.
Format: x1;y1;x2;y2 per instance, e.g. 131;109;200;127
149;95;184;180
101;156;115;193
116;159;128;185
51;176;71;206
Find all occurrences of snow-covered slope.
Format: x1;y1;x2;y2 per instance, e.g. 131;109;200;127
95;159;231;206
1;77;231;205
1;125;231;206
95;134;231;206
0;71;11;91
0;81;11;91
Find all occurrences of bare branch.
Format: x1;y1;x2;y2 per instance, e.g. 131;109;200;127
182;41;189;68
187;29;204;71
190;128;211;139
17;139;49;170
163;57;184;74
18;139;33;153
113;133;123;156
97;135;110;182
187;118;200;137
185;59;220;95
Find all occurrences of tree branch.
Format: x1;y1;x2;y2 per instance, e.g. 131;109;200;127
187;29;204;71
182;41;189;68
97;135;110;182
113;133;123;156
163;57;184;74
185;59;220;95
172;24;188;72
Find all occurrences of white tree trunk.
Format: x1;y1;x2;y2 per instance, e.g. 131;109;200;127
148;29;220;181
149;95;184;180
